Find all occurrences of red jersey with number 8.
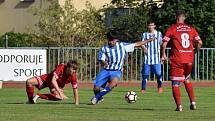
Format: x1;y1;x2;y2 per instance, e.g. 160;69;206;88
163;23;201;63
39;64;78;89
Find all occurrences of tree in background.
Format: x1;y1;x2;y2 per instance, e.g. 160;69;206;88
107;0;214;47
155;0;215;47
29;0;105;47
0;32;33;47
1;0;214;47
104;0;149;41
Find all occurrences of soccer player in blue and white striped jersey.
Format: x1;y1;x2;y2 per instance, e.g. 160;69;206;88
141;20;163;94
91;30;155;105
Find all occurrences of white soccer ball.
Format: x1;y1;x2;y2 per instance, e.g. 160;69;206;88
125;91;137;103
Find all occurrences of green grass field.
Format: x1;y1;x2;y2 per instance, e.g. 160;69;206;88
0;86;215;121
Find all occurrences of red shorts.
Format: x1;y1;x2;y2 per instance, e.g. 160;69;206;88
170;60;193;82
35;76;52;90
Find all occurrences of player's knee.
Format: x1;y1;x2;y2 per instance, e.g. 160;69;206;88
109;80;118;88
142;75;149;79
93;86;100;91
26;78;34;86
155;73;162;77
184;80;191;84
172;81;181;87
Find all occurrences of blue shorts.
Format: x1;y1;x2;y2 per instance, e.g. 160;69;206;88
142;64;161;76
93;69;121;87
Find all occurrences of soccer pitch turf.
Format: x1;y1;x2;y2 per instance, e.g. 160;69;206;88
0;86;214;121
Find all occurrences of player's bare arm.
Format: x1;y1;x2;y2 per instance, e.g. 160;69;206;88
51;75;68;100
142;46;148;54
73;88;79;105
194;39;203;53
161;41;168;64
135;38;155;47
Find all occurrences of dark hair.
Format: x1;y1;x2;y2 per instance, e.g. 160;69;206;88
106;30;118;40
175;10;186;17
147;19;156;25
67;60;79;70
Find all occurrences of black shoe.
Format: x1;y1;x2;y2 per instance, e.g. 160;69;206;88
175;105;183;112
190;104;197;110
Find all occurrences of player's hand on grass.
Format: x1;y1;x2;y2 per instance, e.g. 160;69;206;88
55;90;68;100
60;94;68;100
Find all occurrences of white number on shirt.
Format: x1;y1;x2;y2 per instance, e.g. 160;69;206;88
181;33;190;48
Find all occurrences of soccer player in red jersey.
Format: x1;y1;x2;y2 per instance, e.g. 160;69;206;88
26;60;79;105
161;10;202;111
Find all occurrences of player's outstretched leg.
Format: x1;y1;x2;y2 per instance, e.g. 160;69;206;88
92;86;105;104
91;69;109;104
184;81;196;110
172;81;182;111
35;93;61;102
91;86;112;105
91;78;117;105
93;88;100;96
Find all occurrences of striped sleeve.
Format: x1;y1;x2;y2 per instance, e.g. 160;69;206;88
98;47;106;61
141;33;145;41
123;43;135;52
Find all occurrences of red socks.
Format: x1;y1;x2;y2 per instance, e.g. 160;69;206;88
172;81;195;107
172;85;181;107
184;82;195;103
37;93;60;101
26;86;34;102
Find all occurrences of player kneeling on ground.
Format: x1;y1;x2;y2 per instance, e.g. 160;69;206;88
91;30;155;105
26;60;79;105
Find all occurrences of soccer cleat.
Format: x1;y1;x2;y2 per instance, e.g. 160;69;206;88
91;97;98;105
141;90;146;94
158;87;163;94
97;97;104;104
175;105;183;112
190;103;197;110
32;94;40;104
25;100;35;104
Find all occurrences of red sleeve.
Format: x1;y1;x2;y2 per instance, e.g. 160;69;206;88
192;28;201;42
163;25;173;42
53;64;64;79
71;73;78;89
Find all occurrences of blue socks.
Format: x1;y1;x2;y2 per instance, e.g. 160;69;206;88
141;75;148;90
142;74;162;89
157;74;162;88
95;86;111;100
